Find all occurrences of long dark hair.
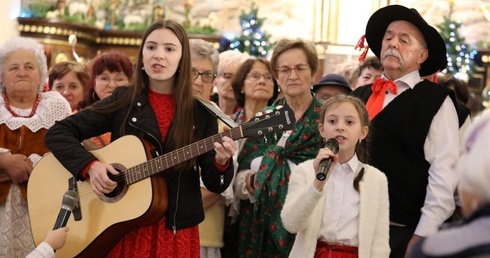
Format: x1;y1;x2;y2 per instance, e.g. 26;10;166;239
319;95;371;192
91;20;196;169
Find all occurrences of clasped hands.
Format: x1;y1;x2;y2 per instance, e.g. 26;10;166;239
0;152;34;183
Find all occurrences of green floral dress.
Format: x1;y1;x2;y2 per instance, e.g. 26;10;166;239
237;96;323;257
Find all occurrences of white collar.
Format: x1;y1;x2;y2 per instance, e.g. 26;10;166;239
0;91;71;132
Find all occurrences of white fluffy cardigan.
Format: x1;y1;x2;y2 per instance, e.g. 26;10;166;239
281;160;390;258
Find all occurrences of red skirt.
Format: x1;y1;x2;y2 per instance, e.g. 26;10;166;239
106;216;200;258
314;240;359;258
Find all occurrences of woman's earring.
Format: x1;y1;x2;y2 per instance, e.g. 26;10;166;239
141;66;145;70
359;139;362;143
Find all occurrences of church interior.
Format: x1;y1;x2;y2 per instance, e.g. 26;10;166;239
2;0;490;114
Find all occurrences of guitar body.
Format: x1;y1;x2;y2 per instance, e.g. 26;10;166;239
28;135;167;258
28;104;296;258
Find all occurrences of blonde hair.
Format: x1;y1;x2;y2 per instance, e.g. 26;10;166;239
334;59;359;88
217;50;249;75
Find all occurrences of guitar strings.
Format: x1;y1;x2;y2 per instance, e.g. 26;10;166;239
105;118;264;184
74;115;280;198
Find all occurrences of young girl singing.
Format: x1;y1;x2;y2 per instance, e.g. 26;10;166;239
281;95;390;258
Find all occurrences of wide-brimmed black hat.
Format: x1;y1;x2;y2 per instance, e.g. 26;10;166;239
312;73;352;93
365;5;446;76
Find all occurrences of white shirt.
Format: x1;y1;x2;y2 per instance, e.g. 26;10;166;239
383;71;459;236
25;242;54;258
318;154;361;246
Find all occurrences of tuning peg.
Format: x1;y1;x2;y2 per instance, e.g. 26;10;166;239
276;105;283;110
265;109;273;114
263;136;268;143
274;133;278;141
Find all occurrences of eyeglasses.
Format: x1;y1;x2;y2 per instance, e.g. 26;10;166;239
192;70;216;83
275;64;310;77
95;76;129;87
246;72;273;82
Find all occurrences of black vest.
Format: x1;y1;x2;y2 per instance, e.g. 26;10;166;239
456;101;470;128
351;80;455;227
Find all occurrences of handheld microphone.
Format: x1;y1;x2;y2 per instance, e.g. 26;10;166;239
316;138;339;181
53;190;79;229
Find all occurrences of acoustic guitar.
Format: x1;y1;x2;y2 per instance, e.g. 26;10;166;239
27;105;295;258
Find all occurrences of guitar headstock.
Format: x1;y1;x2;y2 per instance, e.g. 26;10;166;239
240;105;296;138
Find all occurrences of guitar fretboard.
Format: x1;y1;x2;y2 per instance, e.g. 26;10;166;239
125;126;243;185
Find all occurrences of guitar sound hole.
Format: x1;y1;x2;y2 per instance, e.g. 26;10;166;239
105;170;125;198
98;163;128;203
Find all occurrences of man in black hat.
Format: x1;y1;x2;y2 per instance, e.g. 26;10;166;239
312;73;352;102
351;5;460;258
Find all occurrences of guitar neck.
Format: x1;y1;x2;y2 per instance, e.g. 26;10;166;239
125;126;243;185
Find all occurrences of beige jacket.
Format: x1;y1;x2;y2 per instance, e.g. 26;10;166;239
281;160;390;258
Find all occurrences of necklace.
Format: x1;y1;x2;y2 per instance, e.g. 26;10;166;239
2;91;41;118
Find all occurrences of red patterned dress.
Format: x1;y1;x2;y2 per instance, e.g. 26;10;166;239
107;90;200;258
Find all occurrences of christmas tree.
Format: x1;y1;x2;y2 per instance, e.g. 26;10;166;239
228;2;272;57
436;3;478;81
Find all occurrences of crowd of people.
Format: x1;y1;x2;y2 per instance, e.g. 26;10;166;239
0;3;489;258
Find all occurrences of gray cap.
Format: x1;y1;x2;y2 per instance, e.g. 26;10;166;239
312;73;352;93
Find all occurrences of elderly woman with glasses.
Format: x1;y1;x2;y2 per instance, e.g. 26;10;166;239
190;39;218;100
189;38;231;258
86;50;133;106
235;38;323;257
230;57;279;124
83;51;133;150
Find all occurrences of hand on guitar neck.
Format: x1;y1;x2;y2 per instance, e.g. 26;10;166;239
213;135;237;167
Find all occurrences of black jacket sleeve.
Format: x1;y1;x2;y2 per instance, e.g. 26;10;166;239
44;90;124;179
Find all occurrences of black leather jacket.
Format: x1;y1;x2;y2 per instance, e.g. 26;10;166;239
45;87;234;230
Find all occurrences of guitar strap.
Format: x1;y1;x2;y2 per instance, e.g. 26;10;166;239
198;99;237;128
